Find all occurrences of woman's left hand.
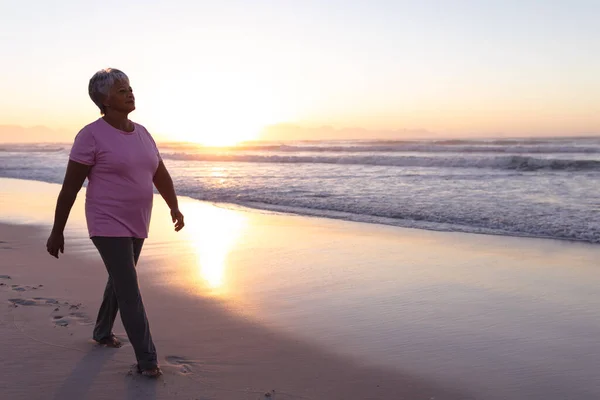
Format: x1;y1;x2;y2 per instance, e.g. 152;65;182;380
170;208;185;232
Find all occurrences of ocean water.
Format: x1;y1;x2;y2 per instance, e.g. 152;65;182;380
1;137;599;243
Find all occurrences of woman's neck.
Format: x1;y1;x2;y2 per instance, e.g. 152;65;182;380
102;112;134;132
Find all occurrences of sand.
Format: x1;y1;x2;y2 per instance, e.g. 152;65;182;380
1;177;600;399
1;224;477;400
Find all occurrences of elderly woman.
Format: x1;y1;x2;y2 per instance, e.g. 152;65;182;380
46;68;184;378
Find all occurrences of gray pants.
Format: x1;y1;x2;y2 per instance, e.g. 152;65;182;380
91;237;157;370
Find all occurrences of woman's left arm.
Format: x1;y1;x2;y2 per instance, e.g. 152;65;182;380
153;161;185;231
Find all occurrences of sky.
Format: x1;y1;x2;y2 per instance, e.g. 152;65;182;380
1;0;599;144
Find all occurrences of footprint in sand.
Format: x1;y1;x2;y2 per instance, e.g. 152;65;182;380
9;284;42;292
7;296;92;327
8;297;59;307
0;277;9;287
164;356;195;375
50;310;93;327
9;298;37;306
53;317;70;327
0;276;13;287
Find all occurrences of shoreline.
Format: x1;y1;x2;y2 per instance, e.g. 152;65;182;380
1;176;598;246
214;199;600;246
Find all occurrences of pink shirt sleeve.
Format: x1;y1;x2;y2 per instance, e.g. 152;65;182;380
140;125;162;161
69;128;96;166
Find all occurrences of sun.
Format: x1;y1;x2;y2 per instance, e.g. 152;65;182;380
142;74;288;147
155;114;265;147
188;123;262;147
152;106;273;147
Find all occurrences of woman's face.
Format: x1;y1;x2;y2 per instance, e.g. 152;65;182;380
104;79;135;114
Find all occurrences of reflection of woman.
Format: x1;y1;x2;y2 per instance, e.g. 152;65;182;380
46;68;184;377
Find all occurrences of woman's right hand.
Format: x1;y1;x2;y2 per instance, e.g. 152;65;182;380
46;160;90;259
46;231;64;259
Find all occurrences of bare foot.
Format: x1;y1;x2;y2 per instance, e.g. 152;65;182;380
95;334;122;348
138;365;162;378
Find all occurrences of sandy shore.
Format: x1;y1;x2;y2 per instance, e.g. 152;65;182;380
2;177;600;399
0;178;471;399
1;223;476;400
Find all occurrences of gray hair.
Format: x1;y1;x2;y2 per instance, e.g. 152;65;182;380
88;68;129;115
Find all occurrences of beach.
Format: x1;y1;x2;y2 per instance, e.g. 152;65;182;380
3;0;599;397
1;177;600;399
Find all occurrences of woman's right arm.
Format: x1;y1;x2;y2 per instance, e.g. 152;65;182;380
46;160;91;258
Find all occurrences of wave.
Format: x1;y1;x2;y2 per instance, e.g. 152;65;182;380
211;201;600;244
1;169;597;244
308;145;594;154
161;152;600;171
157;138;600;154
2;139;599;155
1;157;597;243
303;144;597;154
0;145;66;153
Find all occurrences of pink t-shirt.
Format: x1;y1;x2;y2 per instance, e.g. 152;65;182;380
69;118;162;238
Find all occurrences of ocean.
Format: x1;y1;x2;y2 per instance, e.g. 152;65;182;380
1;137;599;243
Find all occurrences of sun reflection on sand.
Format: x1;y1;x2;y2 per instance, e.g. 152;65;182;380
182;202;247;294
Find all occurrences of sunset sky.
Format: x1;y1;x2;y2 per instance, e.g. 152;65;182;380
1;0;599;144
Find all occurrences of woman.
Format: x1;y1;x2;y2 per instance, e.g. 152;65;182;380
46;68;184;378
